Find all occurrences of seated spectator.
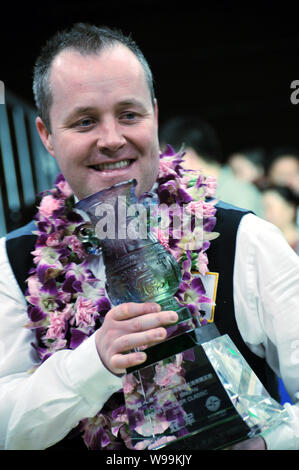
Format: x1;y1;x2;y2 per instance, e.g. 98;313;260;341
160;116;264;217
228;147;266;188
267;147;299;195
262;185;299;254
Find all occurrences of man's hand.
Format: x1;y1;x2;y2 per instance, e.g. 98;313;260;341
95;302;178;375
230;436;266;450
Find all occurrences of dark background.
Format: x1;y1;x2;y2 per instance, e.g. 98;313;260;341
1;0;298;160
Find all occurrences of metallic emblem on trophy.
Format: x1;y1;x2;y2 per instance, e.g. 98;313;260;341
76;179;287;450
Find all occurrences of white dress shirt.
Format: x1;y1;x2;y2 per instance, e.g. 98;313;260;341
0;213;299;450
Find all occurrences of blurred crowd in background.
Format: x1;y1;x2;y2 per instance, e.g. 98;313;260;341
160;116;299;255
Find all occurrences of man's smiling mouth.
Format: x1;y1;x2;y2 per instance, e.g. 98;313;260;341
90;159;133;171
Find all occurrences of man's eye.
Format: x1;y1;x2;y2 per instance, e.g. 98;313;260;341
79;118;94;127
120;112;138;121
73;118;95;130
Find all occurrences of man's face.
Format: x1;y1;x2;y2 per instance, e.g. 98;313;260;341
269;156;299;194
36;45;160;199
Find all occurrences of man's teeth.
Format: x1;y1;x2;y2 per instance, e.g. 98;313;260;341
92;160;131;171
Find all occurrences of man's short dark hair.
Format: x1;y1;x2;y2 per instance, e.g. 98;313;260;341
33;22;155;132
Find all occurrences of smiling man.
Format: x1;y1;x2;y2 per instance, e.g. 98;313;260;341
1;23;299;451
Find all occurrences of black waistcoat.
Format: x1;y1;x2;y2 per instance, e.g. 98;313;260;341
5;203;279;449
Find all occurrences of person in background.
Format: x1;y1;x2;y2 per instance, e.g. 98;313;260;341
160;116;264;217
228;147;266;188
262;185;299;255
267;147;299;196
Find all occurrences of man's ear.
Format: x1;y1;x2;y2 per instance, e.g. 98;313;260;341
35;117;55;158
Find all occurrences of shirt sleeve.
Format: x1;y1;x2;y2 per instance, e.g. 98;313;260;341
0;237;122;450
234;213;299;449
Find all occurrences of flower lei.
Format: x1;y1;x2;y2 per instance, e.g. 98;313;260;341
25;145;219;449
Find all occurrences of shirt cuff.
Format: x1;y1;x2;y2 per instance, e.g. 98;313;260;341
262;422;299;450
65;332;122;411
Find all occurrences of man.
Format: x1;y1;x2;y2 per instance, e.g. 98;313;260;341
267;147;299;196
0;23;299;450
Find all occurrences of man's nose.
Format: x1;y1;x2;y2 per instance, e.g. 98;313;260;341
96;120;126;154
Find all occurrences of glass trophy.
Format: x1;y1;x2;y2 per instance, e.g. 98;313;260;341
76;179;288;450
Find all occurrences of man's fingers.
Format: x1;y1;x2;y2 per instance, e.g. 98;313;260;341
110;302;162;320
130;310;178;332
111;351;147;374
110;325;170;373
114;327;167;353
96;302;179;376
231;436;266;450
109;302;178;333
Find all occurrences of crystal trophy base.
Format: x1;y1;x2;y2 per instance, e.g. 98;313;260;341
122;324;288;450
